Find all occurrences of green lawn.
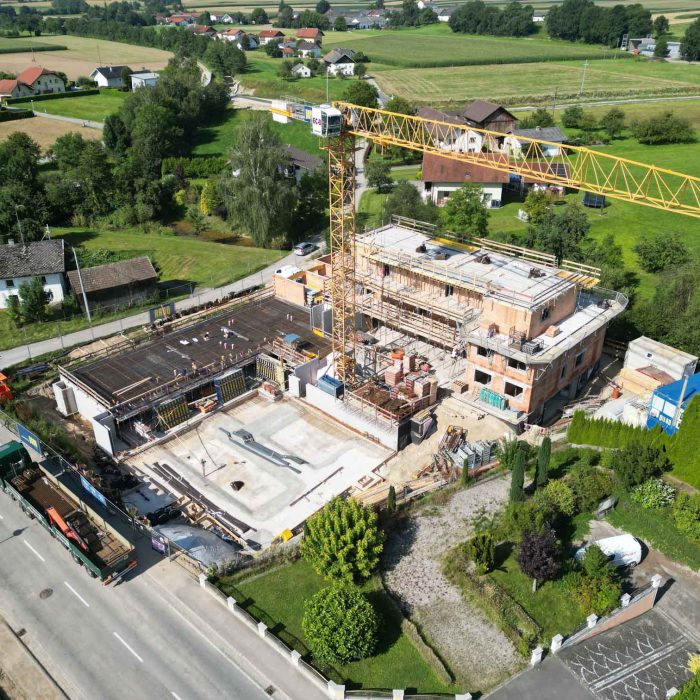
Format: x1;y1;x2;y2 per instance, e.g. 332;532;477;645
13;90;128;122
193;106;324;157
55;227;285;288
0;37;66;52
489;553;586;640
219;559;457;693
607;496;700;570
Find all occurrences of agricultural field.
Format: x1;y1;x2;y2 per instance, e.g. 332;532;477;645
0;37;66;52
0;35;172;80
374;56;700;107
0;115;101;149
13;89;128;122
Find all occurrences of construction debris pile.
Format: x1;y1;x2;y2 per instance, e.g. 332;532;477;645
433;425;498;476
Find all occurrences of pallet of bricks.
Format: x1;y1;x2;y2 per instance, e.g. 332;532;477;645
383;350;438;412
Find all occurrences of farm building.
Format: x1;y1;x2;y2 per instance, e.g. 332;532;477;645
324;49;355;76
0;240;66;308
66;256;158;313
629;37;682;59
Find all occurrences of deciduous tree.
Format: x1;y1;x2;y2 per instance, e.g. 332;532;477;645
365;159;393;193
518;525;561;591
441;182;489;238
341;80;378;107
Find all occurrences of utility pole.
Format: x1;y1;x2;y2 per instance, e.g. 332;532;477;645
579;60;588;96
72;246;92;324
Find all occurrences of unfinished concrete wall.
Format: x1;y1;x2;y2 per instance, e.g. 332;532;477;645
273;274;307;307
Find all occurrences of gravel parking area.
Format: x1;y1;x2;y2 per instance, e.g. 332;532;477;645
383;476;522;690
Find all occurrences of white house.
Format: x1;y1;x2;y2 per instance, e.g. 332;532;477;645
533;11;546;22
324;49;355;76
218;28;258;49
131;72;159;91
416;107;484;153
421;152;509;208
258;29;285;45
438;7;455;22
629;37;682;59
211;13;233;23
416;0;436;9
292;63;312;78
505;126;568;157
0;240;66;309
0;66;65;99
89;65;131;89
297;41;321;58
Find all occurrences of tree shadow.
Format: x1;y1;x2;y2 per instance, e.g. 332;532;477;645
493;541;514;570
59;229;99;246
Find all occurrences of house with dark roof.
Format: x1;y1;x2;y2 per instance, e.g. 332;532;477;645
0;240;66;308
282;145;323;183
187;24;218;38
507;126;568;157
324;49;355;76
464;100;518;134
297;40;322;58
0;66;65;99
89;65;131;89
416;106;485;153
67;256;158;312
421;152;509;207
438;6;456;22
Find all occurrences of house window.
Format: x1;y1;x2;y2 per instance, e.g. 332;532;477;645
507;358;526;372
41;276;47;284
474;369;492;385
445;284;454;297
382;263;390;277
476;346;490;357
504;382;523;398
540;307;551;322
5;279;14;288
560;363;568;379
575;350;585;367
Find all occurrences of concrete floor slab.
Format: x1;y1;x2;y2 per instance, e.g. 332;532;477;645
129;395;392;546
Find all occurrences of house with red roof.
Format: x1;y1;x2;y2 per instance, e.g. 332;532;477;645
0;66;65;99
296;27;323;44
258;29;285;45
187;24;217;38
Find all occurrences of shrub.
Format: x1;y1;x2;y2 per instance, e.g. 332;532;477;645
0;109;34;123
688;653;700;676
563;569;621;616
672;492;700;541
499;499;556;542
561;105;584;128
631;111;695;145
631;478;676;509
518;525;561;589
536;437;551;489
568;467;613;512
302;584;379;665
465;531;495;575
610;443;671;489
301;496;383;582
510;449;526;502
675;672;700;699
536;480;576;517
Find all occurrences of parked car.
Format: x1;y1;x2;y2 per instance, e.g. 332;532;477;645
575;534;643;568
294;242;315;256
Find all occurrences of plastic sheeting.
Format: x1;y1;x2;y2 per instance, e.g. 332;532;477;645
155;523;240;568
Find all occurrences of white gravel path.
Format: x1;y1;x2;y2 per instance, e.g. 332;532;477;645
383;476;522;689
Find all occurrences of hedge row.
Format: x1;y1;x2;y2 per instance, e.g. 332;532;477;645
0;109;34;122
5;88;100;105
0;45;68;55
162;156;228;179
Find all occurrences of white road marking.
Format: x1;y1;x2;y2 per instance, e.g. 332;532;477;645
64;581;90;608
171;693;183;700
23;539;45;562
113;632;144;663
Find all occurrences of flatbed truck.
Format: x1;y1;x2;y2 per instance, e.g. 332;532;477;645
0;441;137;583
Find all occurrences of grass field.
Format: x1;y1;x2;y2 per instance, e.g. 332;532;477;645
13;89;128;122
324;23;620;68
193;105;324;156
374;56;700;106
0;115;101;149
219;559;456;693
0;37;66;52
0;35;172;80
55;227;285;288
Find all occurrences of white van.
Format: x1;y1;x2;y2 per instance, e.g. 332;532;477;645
575;534;643;568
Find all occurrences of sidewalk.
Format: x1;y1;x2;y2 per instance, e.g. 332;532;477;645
0;246;320;369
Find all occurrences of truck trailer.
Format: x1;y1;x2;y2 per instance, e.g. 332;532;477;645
0;441;137;583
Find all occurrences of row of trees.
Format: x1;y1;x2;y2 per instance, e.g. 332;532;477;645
448;0;537;37
546;0;651;46
387;0;438;28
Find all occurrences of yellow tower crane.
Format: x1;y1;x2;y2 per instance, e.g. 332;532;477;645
270;99;700;387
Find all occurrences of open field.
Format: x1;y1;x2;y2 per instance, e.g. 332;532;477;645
0;116;101;149
324;24;620;68
220;558;458;692
374;57;700;106
13;89;128;122
0;37;66;52
56;227;285;288
0;35;172;80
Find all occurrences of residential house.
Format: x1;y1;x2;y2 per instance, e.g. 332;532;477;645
218;29;258;49
421;152;509;207
464;100;518;134
258;29;285;45
155;12;169;24
89;65;131;89
297;41;321;58
507;126;568;157
438;7;456;22
282;145;323;183
131;72;159;90
416;107;484;153
279;39;297;50
324;48;355;76
0;66;65;99
296;27;323;44
187;25;218;38
67;257;158;312
629;37;682;59
0;240;66;309
417;0;437;9
281;47;296;58
326;9;385;29
211;13;233;23
167;12;198;25
292;63;312;78
533;11;546;22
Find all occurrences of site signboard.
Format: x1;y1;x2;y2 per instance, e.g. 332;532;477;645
80;475;108;508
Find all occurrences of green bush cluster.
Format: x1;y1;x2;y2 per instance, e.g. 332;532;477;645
0;109;33;122
631;478;676;509
672;493;700;541
5;88;99;104
161;156;228;179
568;410;670;450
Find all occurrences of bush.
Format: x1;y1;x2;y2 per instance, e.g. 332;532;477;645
672;492;700;541
5;88;99;104
162;156;227;179
631;111;695;145
610;443;671;489
465;531;495;575
568;466;613;513
564;544;621;616
0;109;34;123
631;478;676;509
634;232;689;273
301;584;379;665
561;105;584;129
535;480;576;517
675;672;700;700
301;496;383;582
499;499;556;542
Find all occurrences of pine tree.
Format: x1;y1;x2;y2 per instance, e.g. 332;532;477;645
510;449;526;502
387;485;396;513
536;437;551;490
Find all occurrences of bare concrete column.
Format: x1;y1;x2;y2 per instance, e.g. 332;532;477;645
393;691;404;700
198;572;208;588
455;694;473;700
586;614;598;629
327;680;345;699
530;646;543;666
257;621;267;637
550;634;564;654
227;596;237;612
290;650;301;666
